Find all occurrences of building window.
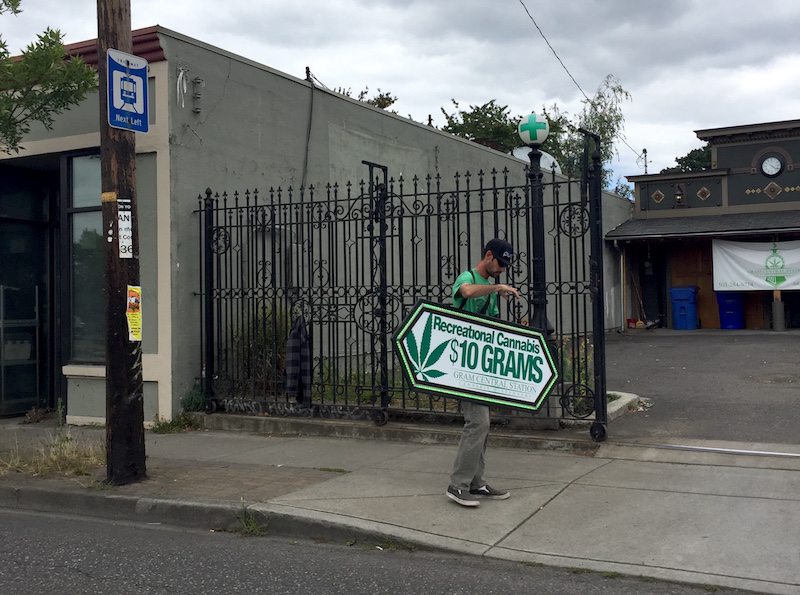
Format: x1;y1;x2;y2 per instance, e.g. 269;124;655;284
69;155;105;362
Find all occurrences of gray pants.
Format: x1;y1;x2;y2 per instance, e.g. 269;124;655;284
449;401;490;489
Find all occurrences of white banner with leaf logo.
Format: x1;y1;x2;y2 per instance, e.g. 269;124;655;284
712;239;800;291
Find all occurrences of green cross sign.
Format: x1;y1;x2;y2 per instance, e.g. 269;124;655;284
518;113;549;145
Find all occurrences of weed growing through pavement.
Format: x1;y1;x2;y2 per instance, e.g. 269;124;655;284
346;536;417;552
235;498;268;537
315;467;348;474
151;411;198;434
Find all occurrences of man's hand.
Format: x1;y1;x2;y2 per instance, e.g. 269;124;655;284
496;284;520;300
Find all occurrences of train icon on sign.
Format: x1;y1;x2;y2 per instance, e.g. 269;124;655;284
112;70;145;114
120;75;137;105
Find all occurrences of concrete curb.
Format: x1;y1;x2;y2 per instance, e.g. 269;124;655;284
191;413;601;454
0;484;242;531
0;482;435;551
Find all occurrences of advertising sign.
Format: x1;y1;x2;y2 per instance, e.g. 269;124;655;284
126;285;142;342
117;198;133;259
713;239;800;291
394;301;559;411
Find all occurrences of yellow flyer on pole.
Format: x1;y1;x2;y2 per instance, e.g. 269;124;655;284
126;285;142;342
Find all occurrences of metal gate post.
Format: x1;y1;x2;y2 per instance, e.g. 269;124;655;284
202;188;215;404
584;132;608;442
526;144;551;336
377;181;389;410
362;161;390;424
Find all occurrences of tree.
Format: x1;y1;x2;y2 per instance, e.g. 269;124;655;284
660;142;711;174
439;75;631;189
0;0;96;153
541;75;631;187
335;86;398;112
612;178;634;201
440;99;521;153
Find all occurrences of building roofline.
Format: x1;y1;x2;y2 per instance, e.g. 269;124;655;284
626;169;727;183
695;119;800;142
64;26;164;66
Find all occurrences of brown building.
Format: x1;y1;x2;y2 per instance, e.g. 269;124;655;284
608;119;800;330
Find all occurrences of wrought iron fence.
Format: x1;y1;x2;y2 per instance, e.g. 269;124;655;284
197;138;607;438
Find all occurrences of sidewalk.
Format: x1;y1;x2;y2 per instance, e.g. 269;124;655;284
1;417;799;594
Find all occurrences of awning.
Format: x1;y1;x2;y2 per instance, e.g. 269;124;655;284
606;210;800;241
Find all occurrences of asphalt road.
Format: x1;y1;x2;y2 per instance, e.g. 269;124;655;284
606;330;800;445
0;509;750;595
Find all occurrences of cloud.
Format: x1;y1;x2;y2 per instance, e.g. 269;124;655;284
2;0;799;182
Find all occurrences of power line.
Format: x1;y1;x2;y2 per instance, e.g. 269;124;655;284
516;0;591;104
516;0;644;166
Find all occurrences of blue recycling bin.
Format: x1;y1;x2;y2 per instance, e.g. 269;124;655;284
670;286;699;330
716;291;745;329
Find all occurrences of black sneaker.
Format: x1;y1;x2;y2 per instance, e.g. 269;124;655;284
469;485;510;500
446;485;480;507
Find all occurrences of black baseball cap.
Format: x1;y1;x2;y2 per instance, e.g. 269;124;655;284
484;238;513;267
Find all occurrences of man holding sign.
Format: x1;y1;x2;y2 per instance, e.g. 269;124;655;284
447;238;520;507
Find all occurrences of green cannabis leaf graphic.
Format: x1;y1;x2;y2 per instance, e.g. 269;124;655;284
405;315;449;382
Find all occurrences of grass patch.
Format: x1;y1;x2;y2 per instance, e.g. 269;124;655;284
520;561;544;568
151;411;198;434
607;392;621;402
0;428;104;478
235;499;268;536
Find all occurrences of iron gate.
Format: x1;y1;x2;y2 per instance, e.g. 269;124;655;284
197;134;608;440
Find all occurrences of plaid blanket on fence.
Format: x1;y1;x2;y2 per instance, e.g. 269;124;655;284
284;315;311;404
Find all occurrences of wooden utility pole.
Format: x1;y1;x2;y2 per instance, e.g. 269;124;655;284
97;0;146;484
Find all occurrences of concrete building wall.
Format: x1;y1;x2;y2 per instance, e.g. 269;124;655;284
3;27;629;420
158;30;537;404
602;194;634;330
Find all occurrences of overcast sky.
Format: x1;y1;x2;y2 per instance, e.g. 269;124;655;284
4;0;800;185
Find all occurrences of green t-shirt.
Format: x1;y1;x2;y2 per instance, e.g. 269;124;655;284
452;269;499;317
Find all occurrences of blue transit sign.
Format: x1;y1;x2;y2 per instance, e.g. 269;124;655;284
107;48;149;134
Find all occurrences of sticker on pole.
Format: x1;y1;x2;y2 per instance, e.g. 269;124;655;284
117;198;133;259
107;49;149;133
126;285;142;342
394;301;559;411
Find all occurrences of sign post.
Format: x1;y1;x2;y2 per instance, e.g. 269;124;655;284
97;0;146;485
394;302;558;411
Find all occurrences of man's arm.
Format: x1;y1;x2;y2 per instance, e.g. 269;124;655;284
458;282;519;300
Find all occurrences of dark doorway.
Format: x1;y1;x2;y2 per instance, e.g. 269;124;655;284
0;157;60;415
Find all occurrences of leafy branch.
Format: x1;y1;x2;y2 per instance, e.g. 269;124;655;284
0;2;97;153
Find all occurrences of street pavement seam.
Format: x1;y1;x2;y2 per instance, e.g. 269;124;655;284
571;481;800;503
488;458;617;549
599;447;800;472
